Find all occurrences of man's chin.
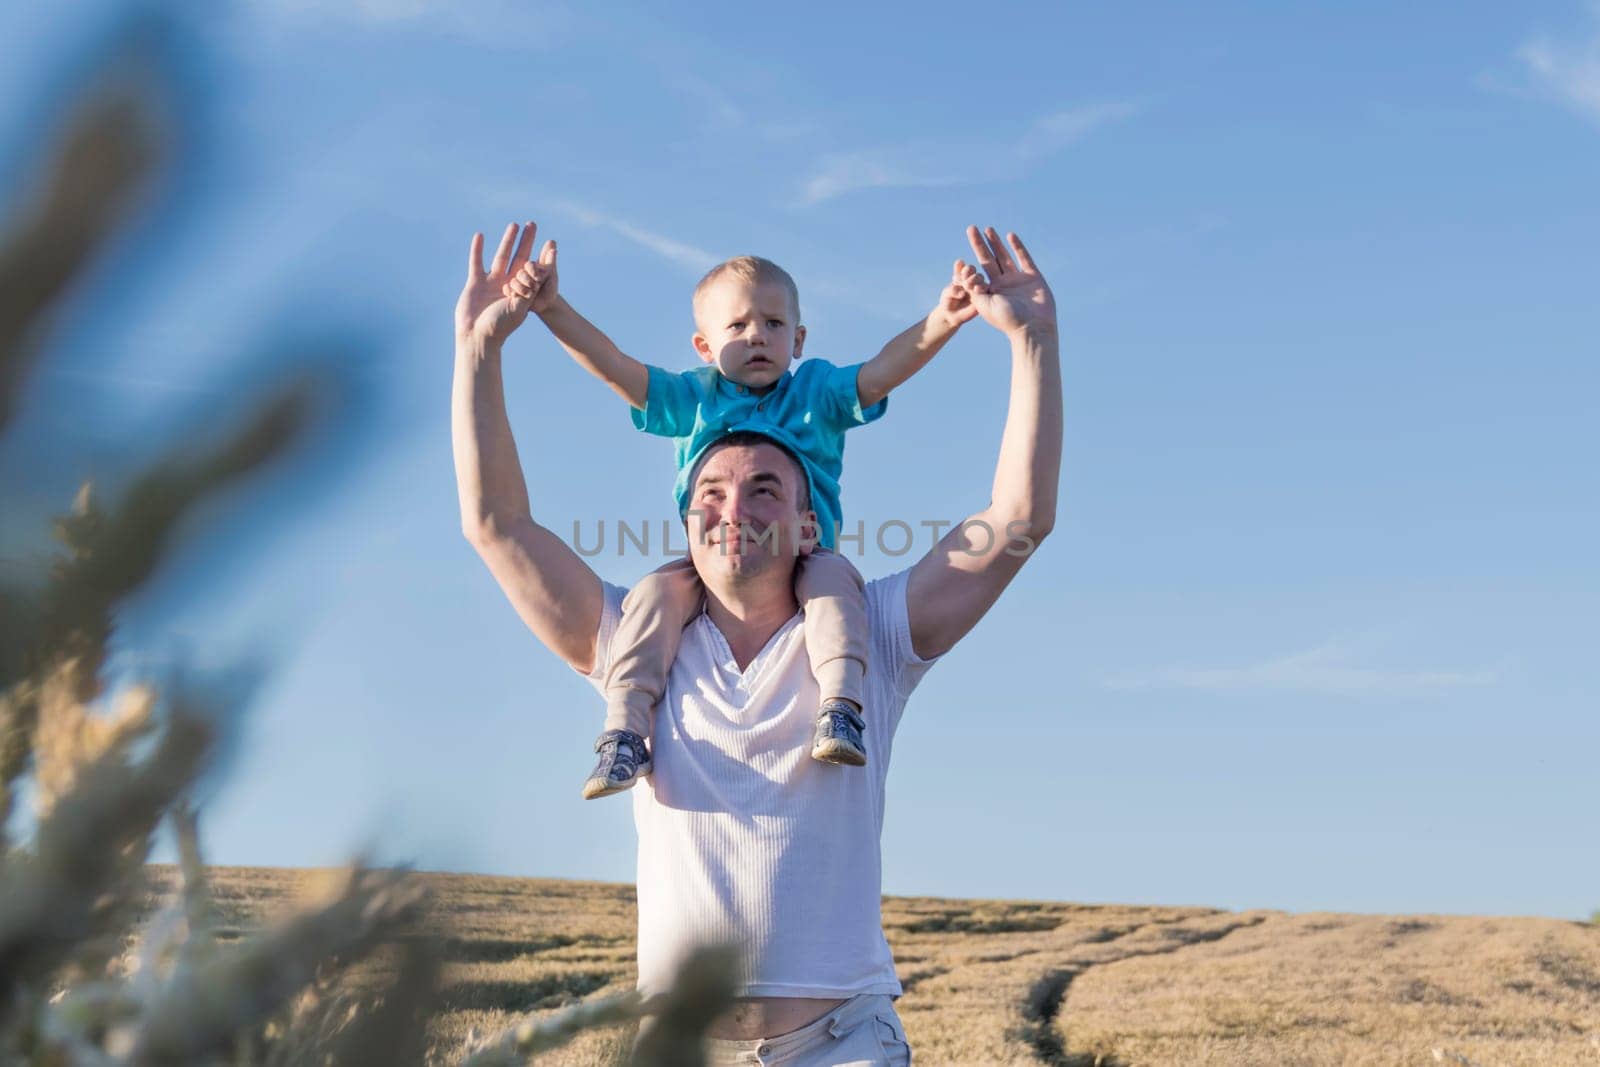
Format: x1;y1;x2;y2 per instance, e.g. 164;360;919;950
695;545;793;578
712;549;767;570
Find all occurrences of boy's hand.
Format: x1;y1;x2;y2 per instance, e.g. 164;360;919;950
934;260;979;331
503;239;560;316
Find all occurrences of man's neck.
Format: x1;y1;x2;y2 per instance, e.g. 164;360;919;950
702;580;799;670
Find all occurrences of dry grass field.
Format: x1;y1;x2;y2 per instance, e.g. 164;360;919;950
143;867;1600;1066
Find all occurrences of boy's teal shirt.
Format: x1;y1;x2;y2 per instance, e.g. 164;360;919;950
630;359;886;551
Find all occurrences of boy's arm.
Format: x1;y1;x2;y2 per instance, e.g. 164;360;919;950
854;261;978;408
504;244;650;410
538;296;650;409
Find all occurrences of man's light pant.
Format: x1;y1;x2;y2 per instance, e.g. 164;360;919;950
700;995;911;1067
603;550;869;737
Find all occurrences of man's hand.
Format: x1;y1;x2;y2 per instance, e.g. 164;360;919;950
504;239;560;316
956;226;1056;337
455;221;547;347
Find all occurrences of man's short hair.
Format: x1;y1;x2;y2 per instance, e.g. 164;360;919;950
692;256;802;325
687;430;812;515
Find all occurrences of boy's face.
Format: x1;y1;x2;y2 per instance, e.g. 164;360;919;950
692;278;805;392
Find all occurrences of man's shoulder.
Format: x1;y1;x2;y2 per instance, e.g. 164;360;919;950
861;566;913;633
584;579;629;684
861;565;939;705
861;566;905;598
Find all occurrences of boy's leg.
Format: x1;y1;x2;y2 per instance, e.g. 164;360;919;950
794;549;869;766
586;557;701;799
602;556;704;736
795;549;868;707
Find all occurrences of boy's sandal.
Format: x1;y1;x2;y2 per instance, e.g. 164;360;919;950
583;728;653;799
810;700;867;767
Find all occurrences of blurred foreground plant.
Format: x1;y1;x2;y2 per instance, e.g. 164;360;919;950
0;24;728;1067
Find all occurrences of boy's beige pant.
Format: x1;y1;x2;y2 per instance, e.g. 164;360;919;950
602;549;868;737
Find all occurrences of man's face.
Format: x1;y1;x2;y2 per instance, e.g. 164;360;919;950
686;442;816;586
692;278;805;393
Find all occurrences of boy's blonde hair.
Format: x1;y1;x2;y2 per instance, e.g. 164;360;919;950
692;256;801;326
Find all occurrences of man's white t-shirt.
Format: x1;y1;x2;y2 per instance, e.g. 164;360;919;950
583;567;938;998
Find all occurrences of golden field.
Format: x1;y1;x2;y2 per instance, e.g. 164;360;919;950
144;867;1600;1066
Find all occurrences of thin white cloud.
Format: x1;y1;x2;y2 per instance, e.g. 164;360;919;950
658;69;748;130
328;0;449;21
1015;101;1141;160
553;202;719;275
1103;639;1498;696
246;0;579;45
800;154;963;206
800;101;1139;206
599;13;817;143
251;0;461;22
1516;2;1600;122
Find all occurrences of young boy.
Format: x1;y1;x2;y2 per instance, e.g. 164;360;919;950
502;240;974;799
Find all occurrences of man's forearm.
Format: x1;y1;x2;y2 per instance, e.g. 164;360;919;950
537;296;649;409
856;311;962;409
453;335;532;535
989;323;1062;538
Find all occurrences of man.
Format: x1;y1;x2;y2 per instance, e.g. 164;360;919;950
453;223;1061;1064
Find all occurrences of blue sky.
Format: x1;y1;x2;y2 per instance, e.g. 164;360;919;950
4;1;1598;919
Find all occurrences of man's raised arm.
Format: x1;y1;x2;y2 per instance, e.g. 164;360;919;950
905;226;1062;660
453;222;603;674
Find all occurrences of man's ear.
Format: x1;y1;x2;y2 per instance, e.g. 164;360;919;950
692;332;715;364
684;510;708;548
793;324;806;361
796;508;819;557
